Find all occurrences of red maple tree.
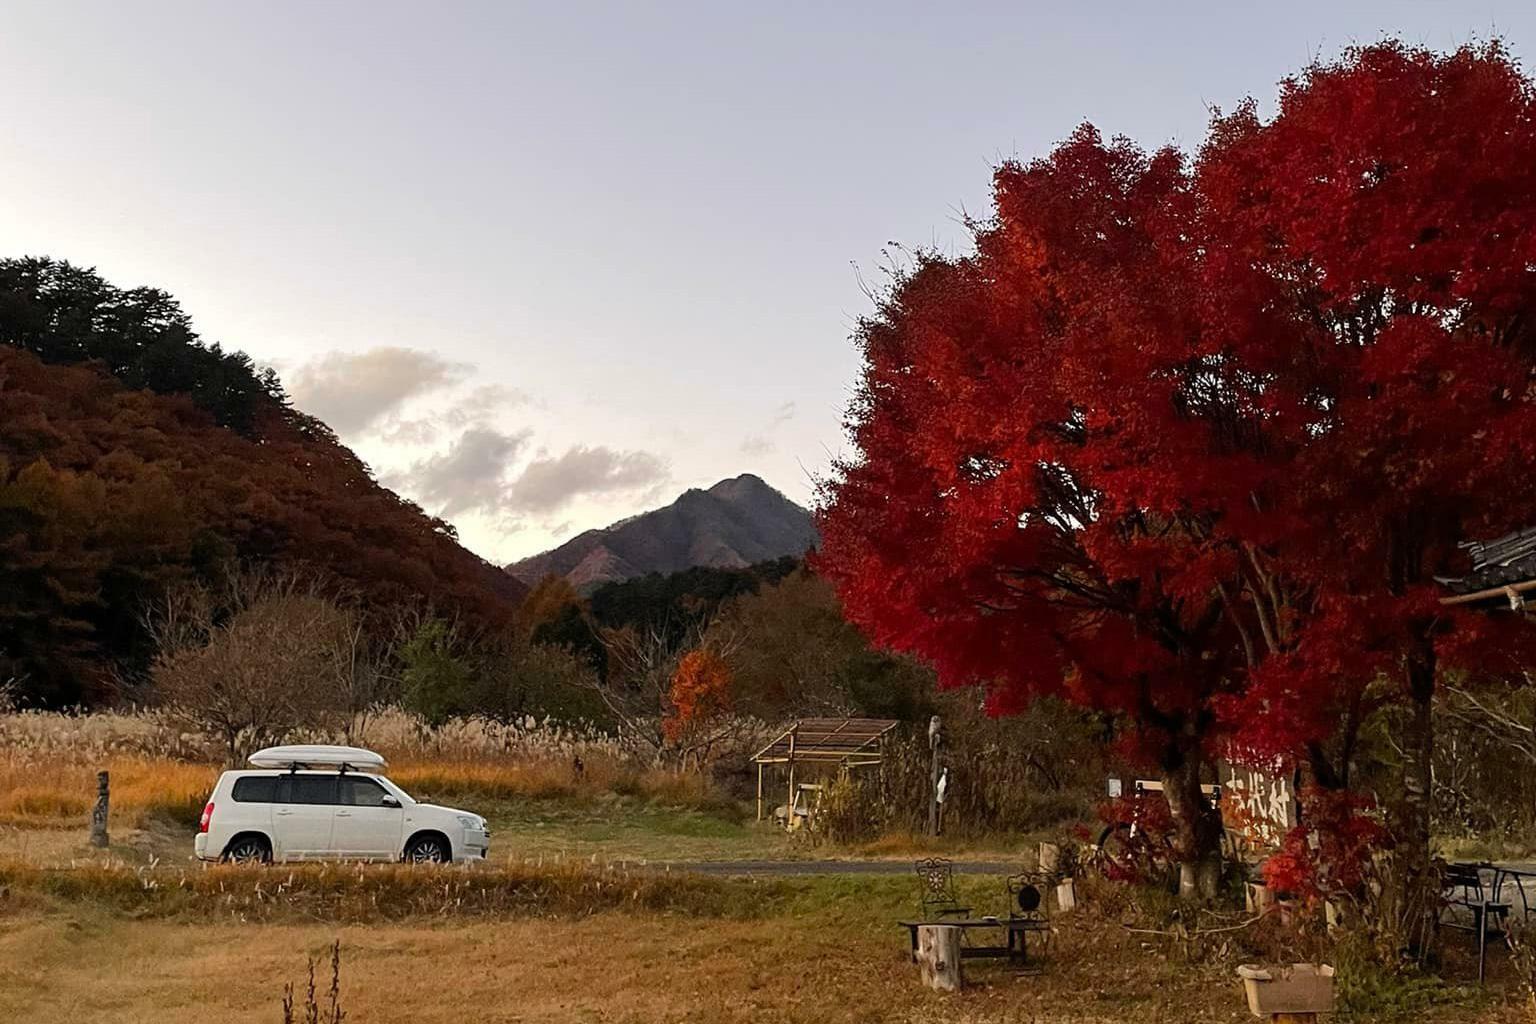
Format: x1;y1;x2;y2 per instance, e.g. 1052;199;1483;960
818;41;1536;903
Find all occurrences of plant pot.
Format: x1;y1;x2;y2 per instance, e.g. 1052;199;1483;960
1056;878;1076;913
1038;841;1061;874
1236;963;1334;1017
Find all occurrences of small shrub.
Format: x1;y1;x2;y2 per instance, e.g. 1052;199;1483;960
1332;931;1457;1018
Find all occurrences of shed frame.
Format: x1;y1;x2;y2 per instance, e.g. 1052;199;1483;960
751;718;898;822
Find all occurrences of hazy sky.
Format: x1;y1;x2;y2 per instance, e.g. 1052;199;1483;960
2;2;1530;562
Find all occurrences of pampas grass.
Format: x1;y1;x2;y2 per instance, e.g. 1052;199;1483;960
0;707;736;829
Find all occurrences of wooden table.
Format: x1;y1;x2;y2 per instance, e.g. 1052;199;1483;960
898;917;1047;965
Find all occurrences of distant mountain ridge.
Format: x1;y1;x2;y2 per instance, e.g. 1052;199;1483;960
507;474;818;590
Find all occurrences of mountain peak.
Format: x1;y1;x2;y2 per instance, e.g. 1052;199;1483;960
507;474;817;592
706;472;776;501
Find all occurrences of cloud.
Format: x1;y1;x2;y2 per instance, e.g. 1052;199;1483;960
395;427;532;517
287;347;469;435
736;402;795;457
507;445;669;513
377;383;530;446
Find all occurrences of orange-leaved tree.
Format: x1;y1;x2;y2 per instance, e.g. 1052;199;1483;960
663;649;734;767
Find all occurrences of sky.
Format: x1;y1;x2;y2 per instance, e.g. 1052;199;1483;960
2;2;1531;563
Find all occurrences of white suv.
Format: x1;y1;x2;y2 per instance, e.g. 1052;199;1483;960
194;745;489;864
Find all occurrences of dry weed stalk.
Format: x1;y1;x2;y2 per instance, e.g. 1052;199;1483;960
281;940;344;1024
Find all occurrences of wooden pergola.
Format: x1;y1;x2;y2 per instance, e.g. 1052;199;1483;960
751;718;898;822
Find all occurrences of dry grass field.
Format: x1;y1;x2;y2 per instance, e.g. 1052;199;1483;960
1;862;1525;1024
2;710;1530;1023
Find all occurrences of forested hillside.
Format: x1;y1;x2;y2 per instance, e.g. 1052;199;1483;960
0;258;526;707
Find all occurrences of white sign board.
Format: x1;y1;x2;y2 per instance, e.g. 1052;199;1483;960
1218;763;1297;850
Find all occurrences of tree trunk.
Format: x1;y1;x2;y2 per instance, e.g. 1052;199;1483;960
1162;757;1224;902
1387;643;1437;952
916;925;963;992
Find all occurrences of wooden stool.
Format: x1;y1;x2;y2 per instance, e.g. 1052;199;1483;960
915;924;963;992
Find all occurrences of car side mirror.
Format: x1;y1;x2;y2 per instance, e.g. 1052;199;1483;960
380;796;401;808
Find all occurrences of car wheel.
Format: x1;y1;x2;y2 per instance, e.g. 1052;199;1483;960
404;835;449;863
223;835;271;864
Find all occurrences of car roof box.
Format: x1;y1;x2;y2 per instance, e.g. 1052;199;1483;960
247;744;387;771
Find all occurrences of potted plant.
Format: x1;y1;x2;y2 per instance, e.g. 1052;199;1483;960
1236;963;1335;1019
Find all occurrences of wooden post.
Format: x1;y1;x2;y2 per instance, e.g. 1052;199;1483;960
756;761;764;822
786;728;796;829
89;770;109;848
916;925;963;992
927;716;943;837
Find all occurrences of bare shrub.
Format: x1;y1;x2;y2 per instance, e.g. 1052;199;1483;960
149;572;360;763
589;620;761;771
1435;677;1536;843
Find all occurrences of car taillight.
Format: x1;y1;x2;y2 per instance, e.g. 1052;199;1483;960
199;801;214;833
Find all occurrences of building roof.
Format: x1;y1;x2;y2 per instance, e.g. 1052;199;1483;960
752;718;899;764
1437;525;1536;603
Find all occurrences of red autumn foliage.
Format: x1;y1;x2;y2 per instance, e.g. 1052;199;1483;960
663;649;733;744
1260;788;1390;903
817;41;1536;883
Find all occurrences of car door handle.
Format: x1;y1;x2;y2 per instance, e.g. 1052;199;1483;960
335;810;352;817
275;809;293;816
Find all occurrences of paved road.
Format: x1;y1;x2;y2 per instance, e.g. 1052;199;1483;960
655;859;1019;876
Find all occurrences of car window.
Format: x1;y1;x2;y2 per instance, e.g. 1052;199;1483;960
340;777;391;807
231;776;278;803
286;775;338;805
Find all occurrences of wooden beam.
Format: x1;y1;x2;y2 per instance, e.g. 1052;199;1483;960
1440;577;1536;607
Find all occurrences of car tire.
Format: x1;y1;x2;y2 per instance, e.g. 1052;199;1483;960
222;834;271;864
404;835;449;864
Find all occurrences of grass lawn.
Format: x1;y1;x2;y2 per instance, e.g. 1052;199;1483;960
0;791;1044;869
486;795;793;862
